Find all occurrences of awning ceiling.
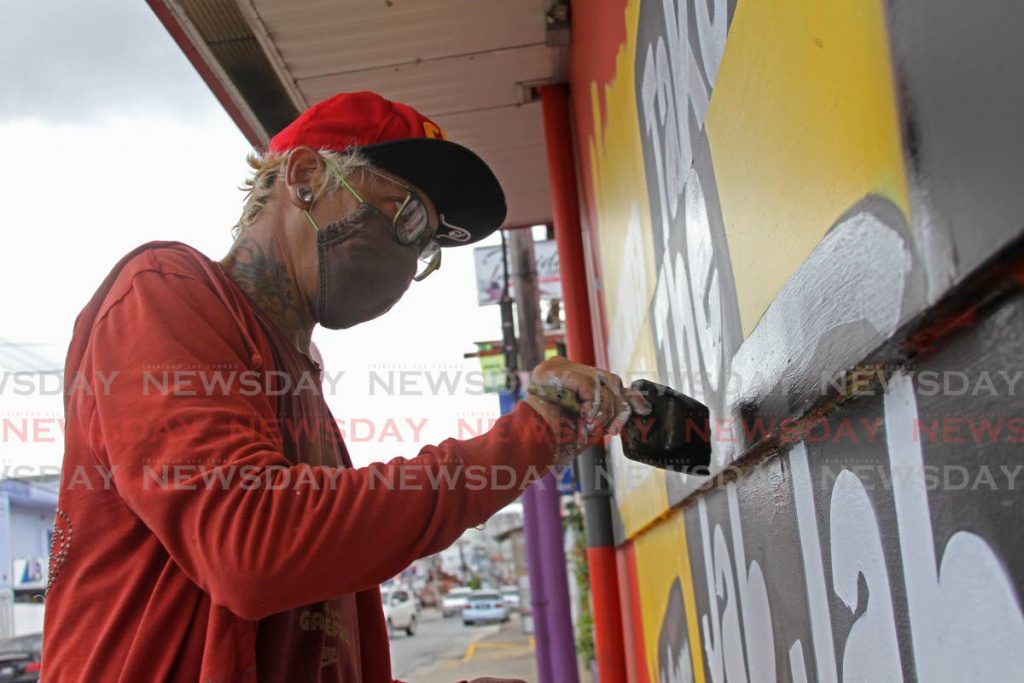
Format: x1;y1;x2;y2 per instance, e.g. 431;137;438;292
150;0;569;229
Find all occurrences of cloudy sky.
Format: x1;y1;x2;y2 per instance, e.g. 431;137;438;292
0;0;517;472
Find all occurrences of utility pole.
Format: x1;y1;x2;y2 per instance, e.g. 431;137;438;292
509;228;580;683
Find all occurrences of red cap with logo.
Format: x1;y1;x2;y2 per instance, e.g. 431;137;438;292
270;91;506;246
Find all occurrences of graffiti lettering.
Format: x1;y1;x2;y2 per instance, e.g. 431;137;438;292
726;486;774;683
653;251;701;398
696;487;775;683
639;0;717;250
885;372;1024;680
694;0;728;87
783;373;1024;680
684;170;725;396
828;471;903;680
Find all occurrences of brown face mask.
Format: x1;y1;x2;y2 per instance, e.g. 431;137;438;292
315;202;416;329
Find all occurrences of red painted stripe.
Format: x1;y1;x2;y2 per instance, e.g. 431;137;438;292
541;84;596;367
616;544;650;683
588;546;628;682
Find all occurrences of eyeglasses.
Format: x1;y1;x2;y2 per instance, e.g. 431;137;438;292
324;160;442;281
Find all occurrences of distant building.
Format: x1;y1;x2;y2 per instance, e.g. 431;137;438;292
0;339;63;638
0;476;58;637
434;503;524;587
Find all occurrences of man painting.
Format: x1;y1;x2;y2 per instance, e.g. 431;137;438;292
41;92;647;682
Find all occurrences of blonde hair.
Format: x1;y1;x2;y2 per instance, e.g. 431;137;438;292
233;147;372;238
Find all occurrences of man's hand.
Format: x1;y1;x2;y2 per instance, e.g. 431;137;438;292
523;357;652;466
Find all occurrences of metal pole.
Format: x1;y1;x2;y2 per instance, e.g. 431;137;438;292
539;82;627;682
497;234;553;681
509;228;580;683
499;230;520;397
520;481;553;682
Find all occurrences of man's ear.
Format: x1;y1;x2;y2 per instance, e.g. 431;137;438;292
284;146;323;209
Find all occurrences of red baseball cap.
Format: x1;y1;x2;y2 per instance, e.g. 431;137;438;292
269;91;506;246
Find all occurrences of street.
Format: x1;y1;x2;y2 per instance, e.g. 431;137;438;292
389;608;506;680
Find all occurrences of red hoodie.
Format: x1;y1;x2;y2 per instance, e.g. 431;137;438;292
41;242;555;682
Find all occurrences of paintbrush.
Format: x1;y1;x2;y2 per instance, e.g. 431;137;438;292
527;378;712;474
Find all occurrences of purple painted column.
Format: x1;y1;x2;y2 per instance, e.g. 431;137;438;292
501;390;553;682
534;471;580;683
504;226;581;683
521;482;554;683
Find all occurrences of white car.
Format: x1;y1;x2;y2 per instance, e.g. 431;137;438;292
382;587;418;636
500;586;521;612
441;586;473;618
462;590;511;625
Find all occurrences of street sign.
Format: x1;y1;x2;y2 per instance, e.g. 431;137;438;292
473;240;562;306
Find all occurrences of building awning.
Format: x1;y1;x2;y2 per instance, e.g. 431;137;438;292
148;0;569;229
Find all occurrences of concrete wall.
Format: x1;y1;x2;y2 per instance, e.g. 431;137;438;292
568;0;1024;679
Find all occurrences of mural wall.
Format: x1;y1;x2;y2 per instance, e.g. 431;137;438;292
569;0;1024;679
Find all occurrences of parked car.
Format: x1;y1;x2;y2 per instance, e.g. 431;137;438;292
381;587;418;636
0;632;42;682
462;590;511;625
441;586;472;618
417;584;440;608
499;585;521;612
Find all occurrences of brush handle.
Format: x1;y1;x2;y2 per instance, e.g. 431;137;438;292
529;378;713;473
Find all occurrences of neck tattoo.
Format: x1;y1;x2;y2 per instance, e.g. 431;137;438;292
224;237;312;354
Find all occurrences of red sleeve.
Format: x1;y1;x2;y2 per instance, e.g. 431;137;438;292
79;268;555;621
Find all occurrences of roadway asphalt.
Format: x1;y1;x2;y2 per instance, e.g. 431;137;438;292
389;607;506;680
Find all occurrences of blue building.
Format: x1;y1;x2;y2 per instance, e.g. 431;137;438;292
0;477;57;636
0;340;62;638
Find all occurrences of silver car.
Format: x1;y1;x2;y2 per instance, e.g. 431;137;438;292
499;586;521;612
441;586;472;618
462;590;511;625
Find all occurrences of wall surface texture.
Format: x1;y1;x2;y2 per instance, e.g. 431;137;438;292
568;0;1024;680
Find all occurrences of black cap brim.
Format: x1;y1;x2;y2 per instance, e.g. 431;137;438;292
360;138;506;247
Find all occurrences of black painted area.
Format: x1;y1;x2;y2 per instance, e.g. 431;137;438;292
913;294;1024;598
661;290;1024;680
802;396;916;679
732;454;814;678
887;0;1024;276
